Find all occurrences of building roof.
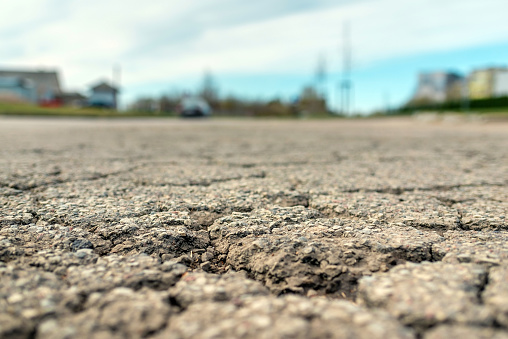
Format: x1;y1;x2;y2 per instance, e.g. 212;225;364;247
0;69;61;94
60;92;86;100
90;81;119;93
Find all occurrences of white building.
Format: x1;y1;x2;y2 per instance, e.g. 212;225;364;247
493;69;508;97
410;72;463;104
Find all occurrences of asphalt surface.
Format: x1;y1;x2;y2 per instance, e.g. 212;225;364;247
0;116;507;338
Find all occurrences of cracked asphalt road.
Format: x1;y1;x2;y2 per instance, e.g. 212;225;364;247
1;117;507;338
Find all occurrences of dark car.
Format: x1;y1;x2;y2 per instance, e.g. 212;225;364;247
179;96;211;117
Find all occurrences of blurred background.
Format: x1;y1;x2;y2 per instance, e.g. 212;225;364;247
0;0;508;117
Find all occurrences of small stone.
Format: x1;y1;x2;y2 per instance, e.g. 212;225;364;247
302;246;314;255
201;252;214;262
200;261;212;271
307;289;318;297
71;238;94;252
161;254;175;262
456;254;472;263
75;249;93;259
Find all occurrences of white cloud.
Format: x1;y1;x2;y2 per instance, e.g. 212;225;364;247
1;0;507;95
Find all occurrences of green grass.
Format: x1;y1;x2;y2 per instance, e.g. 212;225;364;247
0;102;347;119
8;101;505;120
472;107;508;114
0;102;178;118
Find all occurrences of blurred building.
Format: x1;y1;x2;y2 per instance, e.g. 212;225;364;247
59;92;87;107
0;77;37;103
469;67;508;99
409;72;464;105
493;69;508;97
0;69;61;104
88;81;119;109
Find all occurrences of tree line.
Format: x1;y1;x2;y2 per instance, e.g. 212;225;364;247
128;72;332;117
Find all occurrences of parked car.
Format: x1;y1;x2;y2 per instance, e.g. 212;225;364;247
178;96;211;117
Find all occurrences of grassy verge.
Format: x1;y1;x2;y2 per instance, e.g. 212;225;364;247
0;102;178;118
0;103;347;119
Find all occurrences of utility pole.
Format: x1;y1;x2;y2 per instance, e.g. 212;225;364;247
340;22;352;116
316;53;327;102
112;64;121;110
113;64;121;89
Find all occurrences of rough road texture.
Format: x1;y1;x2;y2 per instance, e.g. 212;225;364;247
0;117;507;338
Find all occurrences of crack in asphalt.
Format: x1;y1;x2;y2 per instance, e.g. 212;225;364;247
342;181;508;195
0;166;143;192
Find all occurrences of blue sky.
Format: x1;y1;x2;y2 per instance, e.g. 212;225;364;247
1;0;508;113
